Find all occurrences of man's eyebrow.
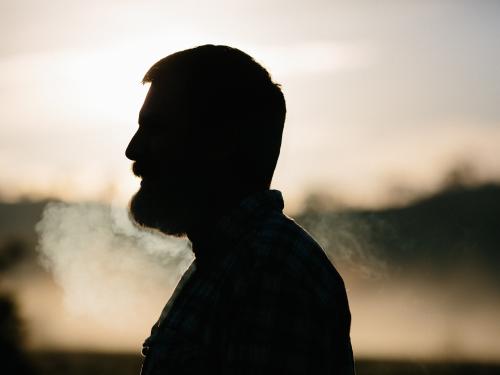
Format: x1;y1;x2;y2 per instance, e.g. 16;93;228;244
138;113;147;126
138;112;159;127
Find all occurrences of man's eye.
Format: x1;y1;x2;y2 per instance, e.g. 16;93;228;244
140;122;161;132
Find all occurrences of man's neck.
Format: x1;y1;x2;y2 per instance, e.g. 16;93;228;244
186;187;263;252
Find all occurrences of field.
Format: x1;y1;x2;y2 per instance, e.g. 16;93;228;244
27;352;500;375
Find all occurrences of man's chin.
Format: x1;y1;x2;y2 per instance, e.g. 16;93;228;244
129;187;187;237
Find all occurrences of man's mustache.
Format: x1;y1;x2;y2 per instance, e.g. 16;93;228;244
132;161;174;181
132;160;188;181
132;161;150;179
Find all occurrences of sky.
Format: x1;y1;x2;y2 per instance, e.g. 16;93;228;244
1;0;500;210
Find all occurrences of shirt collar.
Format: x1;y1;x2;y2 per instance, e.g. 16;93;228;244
190;189;284;267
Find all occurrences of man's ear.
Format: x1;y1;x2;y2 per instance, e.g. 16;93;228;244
211;117;244;160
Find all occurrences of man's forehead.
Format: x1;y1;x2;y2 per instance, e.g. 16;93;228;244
139;81;189;123
139;86;162;117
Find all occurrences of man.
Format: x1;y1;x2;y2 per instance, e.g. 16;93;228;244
126;45;355;374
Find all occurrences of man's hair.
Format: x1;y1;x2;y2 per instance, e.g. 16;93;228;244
142;44;286;189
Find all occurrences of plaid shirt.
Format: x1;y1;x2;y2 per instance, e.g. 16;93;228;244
140;190;355;375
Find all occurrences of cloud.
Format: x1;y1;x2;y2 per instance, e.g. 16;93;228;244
36;201;193;326
251;41;374;78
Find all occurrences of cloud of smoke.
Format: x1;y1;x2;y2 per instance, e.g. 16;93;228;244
297;202;388;280
35;201;193;326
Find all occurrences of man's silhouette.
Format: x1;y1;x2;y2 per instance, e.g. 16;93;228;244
126;45;355;374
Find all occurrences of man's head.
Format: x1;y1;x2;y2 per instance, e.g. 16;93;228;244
126;45;286;236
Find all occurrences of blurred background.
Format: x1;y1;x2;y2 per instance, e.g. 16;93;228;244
1;0;499;374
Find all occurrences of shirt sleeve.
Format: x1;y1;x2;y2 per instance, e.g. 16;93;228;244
217;264;350;375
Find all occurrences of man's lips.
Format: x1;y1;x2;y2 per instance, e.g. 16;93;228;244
140;178;152;187
140;177;161;189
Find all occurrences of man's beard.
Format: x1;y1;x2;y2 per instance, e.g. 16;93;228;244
129;181;192;236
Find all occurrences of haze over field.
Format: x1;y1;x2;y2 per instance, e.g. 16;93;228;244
1;182;499;361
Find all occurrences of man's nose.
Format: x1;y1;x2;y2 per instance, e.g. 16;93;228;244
125;130;141;161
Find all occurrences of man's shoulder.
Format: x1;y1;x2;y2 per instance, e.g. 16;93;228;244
238;211;348;306
251;211;324;261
